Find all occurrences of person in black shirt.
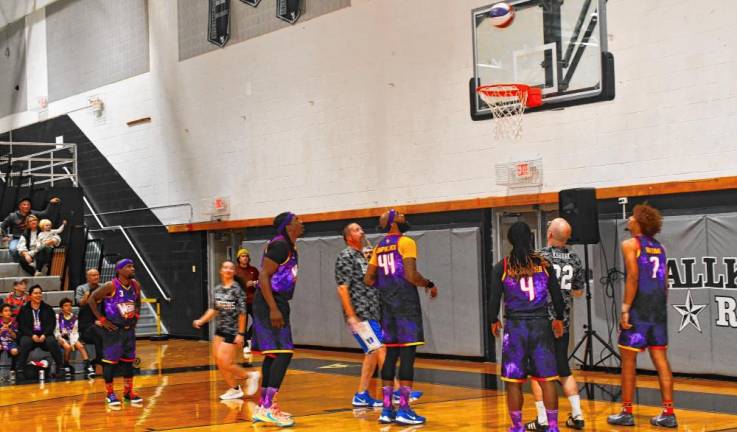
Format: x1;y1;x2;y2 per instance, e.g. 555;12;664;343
16;285;64;379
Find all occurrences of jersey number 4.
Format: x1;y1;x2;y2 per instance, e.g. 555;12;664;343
377;253;397;276
520;276;535;301
553;264;574;290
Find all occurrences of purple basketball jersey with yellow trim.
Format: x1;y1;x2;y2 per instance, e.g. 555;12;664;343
501;258;551;314
262;235;298;300
632;236;668;323
374;235;409;289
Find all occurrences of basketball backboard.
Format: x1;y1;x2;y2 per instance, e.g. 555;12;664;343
471;0;614;120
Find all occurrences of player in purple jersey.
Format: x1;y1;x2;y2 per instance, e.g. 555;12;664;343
365;209;437;426
608;204;677;428
489;222;565;432
251;212;304;427
89;258;142;408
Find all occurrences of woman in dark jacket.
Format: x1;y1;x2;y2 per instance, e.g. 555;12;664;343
16;285;63;379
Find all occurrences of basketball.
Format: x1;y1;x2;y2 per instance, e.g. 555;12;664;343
488;2;515;28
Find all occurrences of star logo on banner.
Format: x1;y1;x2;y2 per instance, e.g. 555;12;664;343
672;290;708;332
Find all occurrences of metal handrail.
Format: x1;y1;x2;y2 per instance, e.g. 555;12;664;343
89;225;171;302
0;141;78;187
84;203;194;223
62;166;173;302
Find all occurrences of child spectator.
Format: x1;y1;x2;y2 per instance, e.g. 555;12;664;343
0;303;19;380
4;279;28;316
55;298;93;377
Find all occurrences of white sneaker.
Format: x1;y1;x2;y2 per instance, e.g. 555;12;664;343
243;341;251;355
245;371;260;396
219;386;244;400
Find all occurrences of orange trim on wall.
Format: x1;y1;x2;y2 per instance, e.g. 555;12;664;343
167;175;737;233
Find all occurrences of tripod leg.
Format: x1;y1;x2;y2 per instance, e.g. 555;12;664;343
592;331;621;361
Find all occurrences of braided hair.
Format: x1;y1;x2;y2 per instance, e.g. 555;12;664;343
506;221;547;278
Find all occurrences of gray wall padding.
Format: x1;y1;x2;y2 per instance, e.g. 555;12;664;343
0;20;27;117
577;214;737;376
46;0;149;101
242;227;484;356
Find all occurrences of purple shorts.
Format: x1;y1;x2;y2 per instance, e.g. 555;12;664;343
618;320;668;352
102;327;136;364
501;317;558;383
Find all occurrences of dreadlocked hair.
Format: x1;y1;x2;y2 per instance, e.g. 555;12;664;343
506;221;548;278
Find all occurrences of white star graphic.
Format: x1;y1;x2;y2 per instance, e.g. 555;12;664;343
672;290;708;332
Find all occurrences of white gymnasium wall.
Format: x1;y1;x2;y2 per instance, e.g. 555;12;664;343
1;0;737;222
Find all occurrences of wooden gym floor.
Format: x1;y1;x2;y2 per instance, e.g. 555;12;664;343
1;339;736;431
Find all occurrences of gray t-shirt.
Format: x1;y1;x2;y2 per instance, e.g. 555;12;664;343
211;283;247;335
75;283;99;305
335;247;381;322
539;246;585;332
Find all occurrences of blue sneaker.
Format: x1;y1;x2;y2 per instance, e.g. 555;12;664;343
106;392;122;407
395;407;426;425
392;390;423;404
378;407;396;424
352;391;383;407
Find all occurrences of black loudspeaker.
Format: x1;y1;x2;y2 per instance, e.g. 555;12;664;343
559;188;600;244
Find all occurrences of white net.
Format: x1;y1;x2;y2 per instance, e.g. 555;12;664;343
477;85;530;140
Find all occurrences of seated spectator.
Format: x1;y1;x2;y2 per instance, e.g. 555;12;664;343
76;269;104;368
17;215;54;276
34;219;66;253
16;285;63;379
55;298;94;377
1;197;61;262
0;303;19;380
4;278;28;316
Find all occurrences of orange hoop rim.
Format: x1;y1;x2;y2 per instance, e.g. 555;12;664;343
476;84;542;108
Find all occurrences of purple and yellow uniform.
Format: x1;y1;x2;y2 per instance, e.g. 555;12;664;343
102;278;140;364
489;257;565;382
0;318;18;351
252;235;298;354
369;234;423;347
618;235;668;352
57;313;78;343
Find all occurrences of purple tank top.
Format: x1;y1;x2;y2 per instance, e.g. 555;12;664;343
632;235;668;321
103;278;140;326
57;314;77;336
374;235;411;290
263;235;298;300
501;257;551;314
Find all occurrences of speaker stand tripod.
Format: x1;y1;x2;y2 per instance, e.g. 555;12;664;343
568;244;620;369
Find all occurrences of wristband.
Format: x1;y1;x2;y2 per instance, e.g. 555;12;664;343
98;316;107;324
621;303;631;313
426;281;435;289
238;332;246;336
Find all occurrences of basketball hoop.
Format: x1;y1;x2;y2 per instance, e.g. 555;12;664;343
476;84;542;139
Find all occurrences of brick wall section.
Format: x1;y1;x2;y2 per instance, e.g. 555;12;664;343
46;0;149;101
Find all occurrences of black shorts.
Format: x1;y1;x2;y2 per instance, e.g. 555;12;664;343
554;331;572;377
215;330;237;344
